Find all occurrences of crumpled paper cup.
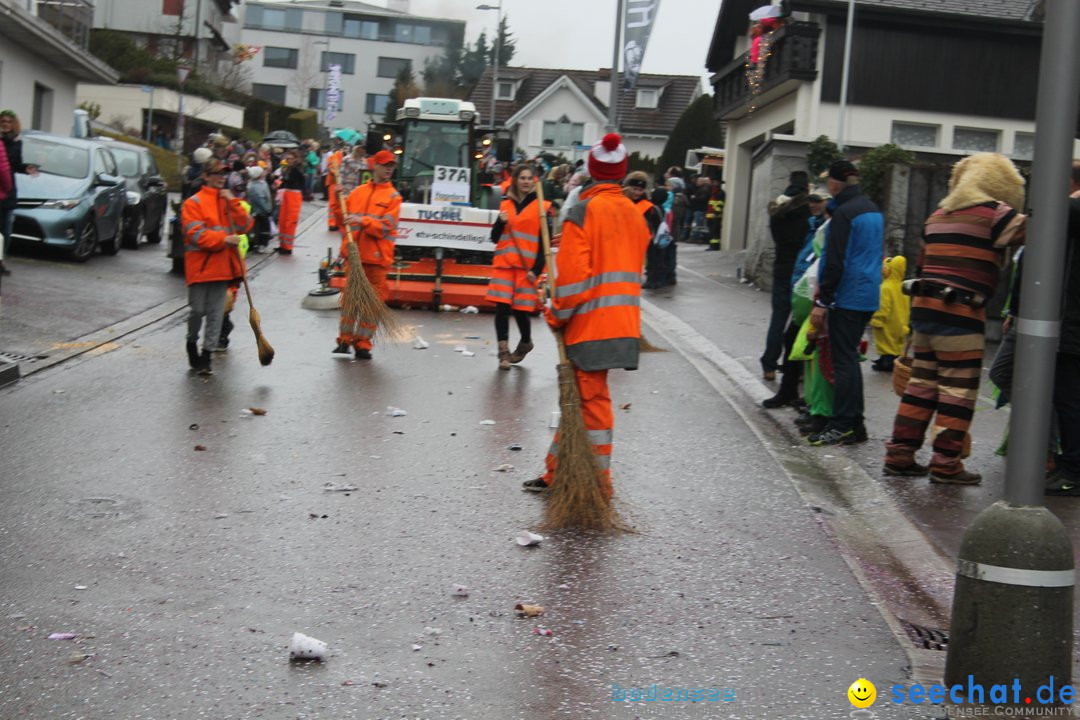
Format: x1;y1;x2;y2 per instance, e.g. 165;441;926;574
516;531;543;546
289;632;328;661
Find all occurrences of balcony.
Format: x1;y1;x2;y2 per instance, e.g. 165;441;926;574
35;0;94;50
711;21;820;121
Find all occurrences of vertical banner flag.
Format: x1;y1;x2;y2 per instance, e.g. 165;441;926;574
623;0;660;90
326;63;342;122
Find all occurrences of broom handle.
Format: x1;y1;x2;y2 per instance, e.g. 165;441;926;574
222;199;256;311
534;176;571;366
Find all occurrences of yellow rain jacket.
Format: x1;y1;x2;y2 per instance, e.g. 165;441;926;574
870;255;909;356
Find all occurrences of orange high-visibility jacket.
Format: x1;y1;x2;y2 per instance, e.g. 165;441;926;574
494;197;551;270
326;150;342;185
551;181;650;371
343;180;402;267
181;185;252;286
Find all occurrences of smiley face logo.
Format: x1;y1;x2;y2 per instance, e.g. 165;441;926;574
848;678;876;708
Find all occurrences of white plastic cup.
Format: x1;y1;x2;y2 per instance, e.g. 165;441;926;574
549;410;561;429
289;632;328;661
516;530;544;546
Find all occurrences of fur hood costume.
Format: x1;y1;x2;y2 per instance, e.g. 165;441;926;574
939;152;1025;214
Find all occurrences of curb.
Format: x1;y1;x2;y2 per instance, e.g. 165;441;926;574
641;295;954;685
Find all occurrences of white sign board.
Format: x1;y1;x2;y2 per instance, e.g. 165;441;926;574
396;203;497;252
430;166;471;206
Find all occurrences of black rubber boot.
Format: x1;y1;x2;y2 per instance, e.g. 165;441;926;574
198;350;213;376
186;341;200;370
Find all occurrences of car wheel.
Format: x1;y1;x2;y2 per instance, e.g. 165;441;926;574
101;214;122;256
122;212;142;250
71;218;97;262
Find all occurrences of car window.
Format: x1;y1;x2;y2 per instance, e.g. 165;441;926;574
22;137;90;179
101;149;119;176
144;152;158;175
110;148;140;177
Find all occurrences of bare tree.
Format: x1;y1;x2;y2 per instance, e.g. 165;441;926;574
289;37;323;107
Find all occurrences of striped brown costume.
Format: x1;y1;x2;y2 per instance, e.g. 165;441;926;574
885;201;1025;477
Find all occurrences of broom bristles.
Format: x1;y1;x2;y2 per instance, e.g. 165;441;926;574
247;306;275;365
343;238;407;342
541;362;624;532
639;332;666;352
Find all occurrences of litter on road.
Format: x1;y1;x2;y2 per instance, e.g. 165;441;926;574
515;603;544;617
516;531;543;546
289;632;328;661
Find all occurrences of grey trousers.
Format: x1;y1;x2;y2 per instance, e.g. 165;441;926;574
187;280;228;354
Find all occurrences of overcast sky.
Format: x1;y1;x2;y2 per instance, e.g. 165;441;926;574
396;0;723;81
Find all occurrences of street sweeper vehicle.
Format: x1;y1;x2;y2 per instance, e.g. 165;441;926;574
365;97;504;311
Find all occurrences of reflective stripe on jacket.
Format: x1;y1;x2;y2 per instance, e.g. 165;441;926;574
494;197;550;270
181;186;252;286
551;181;651;371
343;180;402;267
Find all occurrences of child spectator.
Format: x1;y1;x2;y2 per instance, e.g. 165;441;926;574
869;255;909;372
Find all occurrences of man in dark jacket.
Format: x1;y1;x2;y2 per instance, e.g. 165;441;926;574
761;171;812;381
808;161;884;446
1046;162;1080;495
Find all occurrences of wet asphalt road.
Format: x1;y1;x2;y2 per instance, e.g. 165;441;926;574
0;217;934;719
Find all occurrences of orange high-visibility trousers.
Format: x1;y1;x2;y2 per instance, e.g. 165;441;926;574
329;187;346;232
336;263;389;351
278;189;302;251
542;368;614;499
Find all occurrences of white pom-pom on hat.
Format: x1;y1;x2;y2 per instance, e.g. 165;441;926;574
587;132;628;180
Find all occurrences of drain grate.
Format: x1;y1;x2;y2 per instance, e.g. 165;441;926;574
901;619;949;651
0;351;45;364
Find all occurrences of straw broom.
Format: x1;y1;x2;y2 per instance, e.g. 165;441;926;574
226;216;274;366
535;179;621;532
332;165;404;343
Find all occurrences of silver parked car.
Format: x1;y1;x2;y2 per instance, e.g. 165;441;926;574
11;133;127;261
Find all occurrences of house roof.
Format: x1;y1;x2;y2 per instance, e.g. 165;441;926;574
707;0;1040;70
469;66;701;137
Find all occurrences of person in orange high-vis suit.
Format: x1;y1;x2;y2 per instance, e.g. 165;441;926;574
332;150;401;360
485;163;550;370
276;149;304;254
522;134;650;498
325;145;345;231
180;158;253;375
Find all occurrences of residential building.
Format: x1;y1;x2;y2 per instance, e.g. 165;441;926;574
706;0;1080;283
0;0;118;133
93;0;240;71
238;0;464;129
470;66;701;163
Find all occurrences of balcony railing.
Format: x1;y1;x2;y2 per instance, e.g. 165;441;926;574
35;0;94;49
712;21;820;120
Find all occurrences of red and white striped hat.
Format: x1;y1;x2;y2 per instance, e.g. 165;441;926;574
588;133;628;181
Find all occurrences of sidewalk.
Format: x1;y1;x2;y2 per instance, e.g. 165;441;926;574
652;242;1080;662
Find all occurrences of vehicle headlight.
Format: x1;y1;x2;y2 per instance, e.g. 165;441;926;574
40;198;82;210
459;110;475;121
126;191;141;205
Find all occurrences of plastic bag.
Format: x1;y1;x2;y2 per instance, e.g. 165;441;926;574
654;220;672;249
789;315;816;362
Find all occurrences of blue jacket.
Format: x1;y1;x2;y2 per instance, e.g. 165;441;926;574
817;185;883;311
790;213;826;291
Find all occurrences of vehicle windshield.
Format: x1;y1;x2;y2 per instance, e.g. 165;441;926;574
401;119;471;179
109;148;141;177
22;138;90;179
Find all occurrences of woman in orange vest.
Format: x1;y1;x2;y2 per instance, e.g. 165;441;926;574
623;171;664;288
485;163;551;370
522;134;651;498
334;150;402;360
276;148;304;254
325;145;345;231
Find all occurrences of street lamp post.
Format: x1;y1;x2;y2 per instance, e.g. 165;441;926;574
314;39;330;128
476;2;502;133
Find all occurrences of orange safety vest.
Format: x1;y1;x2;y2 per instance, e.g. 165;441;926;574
326;150;343;186
494;196;550;270
180;185;252;286
551;181;651;371
499;176;512;195
343;180;402;267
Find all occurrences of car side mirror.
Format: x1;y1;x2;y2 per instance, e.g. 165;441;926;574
96;173;123;187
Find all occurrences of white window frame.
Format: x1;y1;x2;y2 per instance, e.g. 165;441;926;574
953;126;1000;153
890;121;939;149
496;81;516;101
636;88;658;109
